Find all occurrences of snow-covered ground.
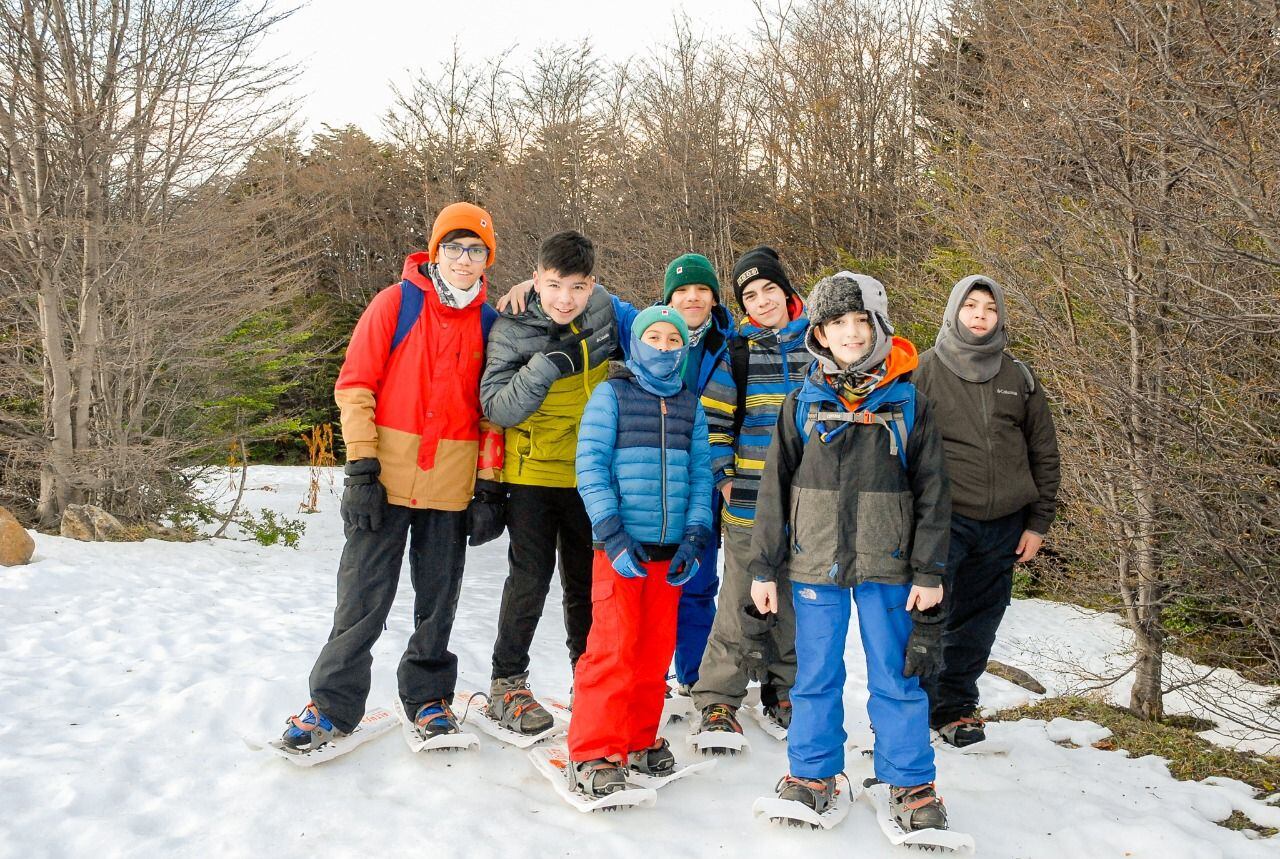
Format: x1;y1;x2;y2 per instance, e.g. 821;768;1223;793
2;466;1277;858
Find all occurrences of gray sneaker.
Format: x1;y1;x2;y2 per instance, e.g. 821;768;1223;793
776;774;838;814
935;716;986;747
628;737;676;776
569;758;629;797
890;782;948;831
488;673;554;735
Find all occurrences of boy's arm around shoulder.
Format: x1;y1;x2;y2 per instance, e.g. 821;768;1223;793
480;317;561;428
746;392;804;584
905;392;951;588
334;285;398;461
1022;369;1061;535
575;383;622;532
609;292;639;361
686;402;714;531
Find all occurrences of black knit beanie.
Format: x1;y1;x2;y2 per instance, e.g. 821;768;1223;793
731;246;794;308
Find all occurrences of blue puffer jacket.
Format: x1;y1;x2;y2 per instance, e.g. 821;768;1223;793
576;339;713;546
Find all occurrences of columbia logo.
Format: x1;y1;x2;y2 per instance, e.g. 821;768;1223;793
798;587;817;601
996;388;1019;396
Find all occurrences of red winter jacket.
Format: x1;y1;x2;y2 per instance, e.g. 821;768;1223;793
335;252;502;511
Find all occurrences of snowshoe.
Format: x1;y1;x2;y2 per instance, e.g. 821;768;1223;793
862;779;975;853
454;688;567;748
251;704;395;766
688;703;749;755
393;698;479;752
528;742;656;812
752;773;853;829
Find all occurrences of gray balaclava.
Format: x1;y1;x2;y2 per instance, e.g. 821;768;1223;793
804;271;894;375
933;274;1008;383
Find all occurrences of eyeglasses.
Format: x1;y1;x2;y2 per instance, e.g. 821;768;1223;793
438;243;489;263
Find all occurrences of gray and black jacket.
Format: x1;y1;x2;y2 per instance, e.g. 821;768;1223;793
914;350;1060;534
747;352;951;590
480;285;621;488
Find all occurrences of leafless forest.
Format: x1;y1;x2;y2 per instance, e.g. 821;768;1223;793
1;0;1276;725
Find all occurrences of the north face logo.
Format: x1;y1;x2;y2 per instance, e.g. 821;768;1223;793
798;587;817;601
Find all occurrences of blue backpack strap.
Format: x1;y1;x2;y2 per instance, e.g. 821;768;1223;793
391;280;424;354
794;381;917;470
795;398;814;445
481;302;497;343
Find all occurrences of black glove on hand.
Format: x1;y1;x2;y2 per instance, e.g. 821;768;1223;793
540;327;594;376
903;604;945;678
466;479;507;547
341;458;386;532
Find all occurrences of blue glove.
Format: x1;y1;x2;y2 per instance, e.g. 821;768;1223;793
597;515;649;579
668;525;713;586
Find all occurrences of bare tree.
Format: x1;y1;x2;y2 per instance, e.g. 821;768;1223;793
0;0;300;525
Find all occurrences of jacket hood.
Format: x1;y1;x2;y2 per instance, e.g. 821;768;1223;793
933;274;1008;383
801;336;919;406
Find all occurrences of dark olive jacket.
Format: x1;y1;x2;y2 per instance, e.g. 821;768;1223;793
914;349;1060;534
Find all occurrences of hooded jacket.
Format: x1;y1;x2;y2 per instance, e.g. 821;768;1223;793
334;252;500;511
480;284;621;488
915;276;1060;533
747;337;951;589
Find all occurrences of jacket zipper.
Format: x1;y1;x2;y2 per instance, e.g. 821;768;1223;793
980;382;994;519
660;397;669;541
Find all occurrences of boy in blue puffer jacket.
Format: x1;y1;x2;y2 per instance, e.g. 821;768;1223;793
565;306;715;798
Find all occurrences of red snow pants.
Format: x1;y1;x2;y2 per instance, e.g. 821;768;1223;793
567;550;682;762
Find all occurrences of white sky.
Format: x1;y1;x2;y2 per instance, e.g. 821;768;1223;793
261;0;765;140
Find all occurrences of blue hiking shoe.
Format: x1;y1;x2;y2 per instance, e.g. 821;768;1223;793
411;699;461;740
280;701;345;752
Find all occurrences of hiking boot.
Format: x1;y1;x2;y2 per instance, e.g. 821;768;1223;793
890;782;948;831
488;673;554;735
628;737;676;776
763;700;793;729
279;701;347;752
776;774;838;814
410;699;460;739
936;715;986;748
568;758;629;798
697;702;743;735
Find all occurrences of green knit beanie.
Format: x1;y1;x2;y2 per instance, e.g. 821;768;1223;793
633;304;690;345
663;253;721;304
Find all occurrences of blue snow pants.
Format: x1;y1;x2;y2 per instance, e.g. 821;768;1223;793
673;499;721;687
788;580;935;787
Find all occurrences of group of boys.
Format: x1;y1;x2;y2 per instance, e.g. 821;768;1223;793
277;200;1060;834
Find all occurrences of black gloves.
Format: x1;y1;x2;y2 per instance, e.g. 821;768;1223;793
540;327;594;376
341;458;386;532
903;604;945;678
466;479;508;547
668;525;713;586
740;603;779;682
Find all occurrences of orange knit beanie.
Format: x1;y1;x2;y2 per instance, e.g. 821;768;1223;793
428;202;496;265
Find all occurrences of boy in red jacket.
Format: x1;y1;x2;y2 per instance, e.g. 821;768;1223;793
279;202;506;752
